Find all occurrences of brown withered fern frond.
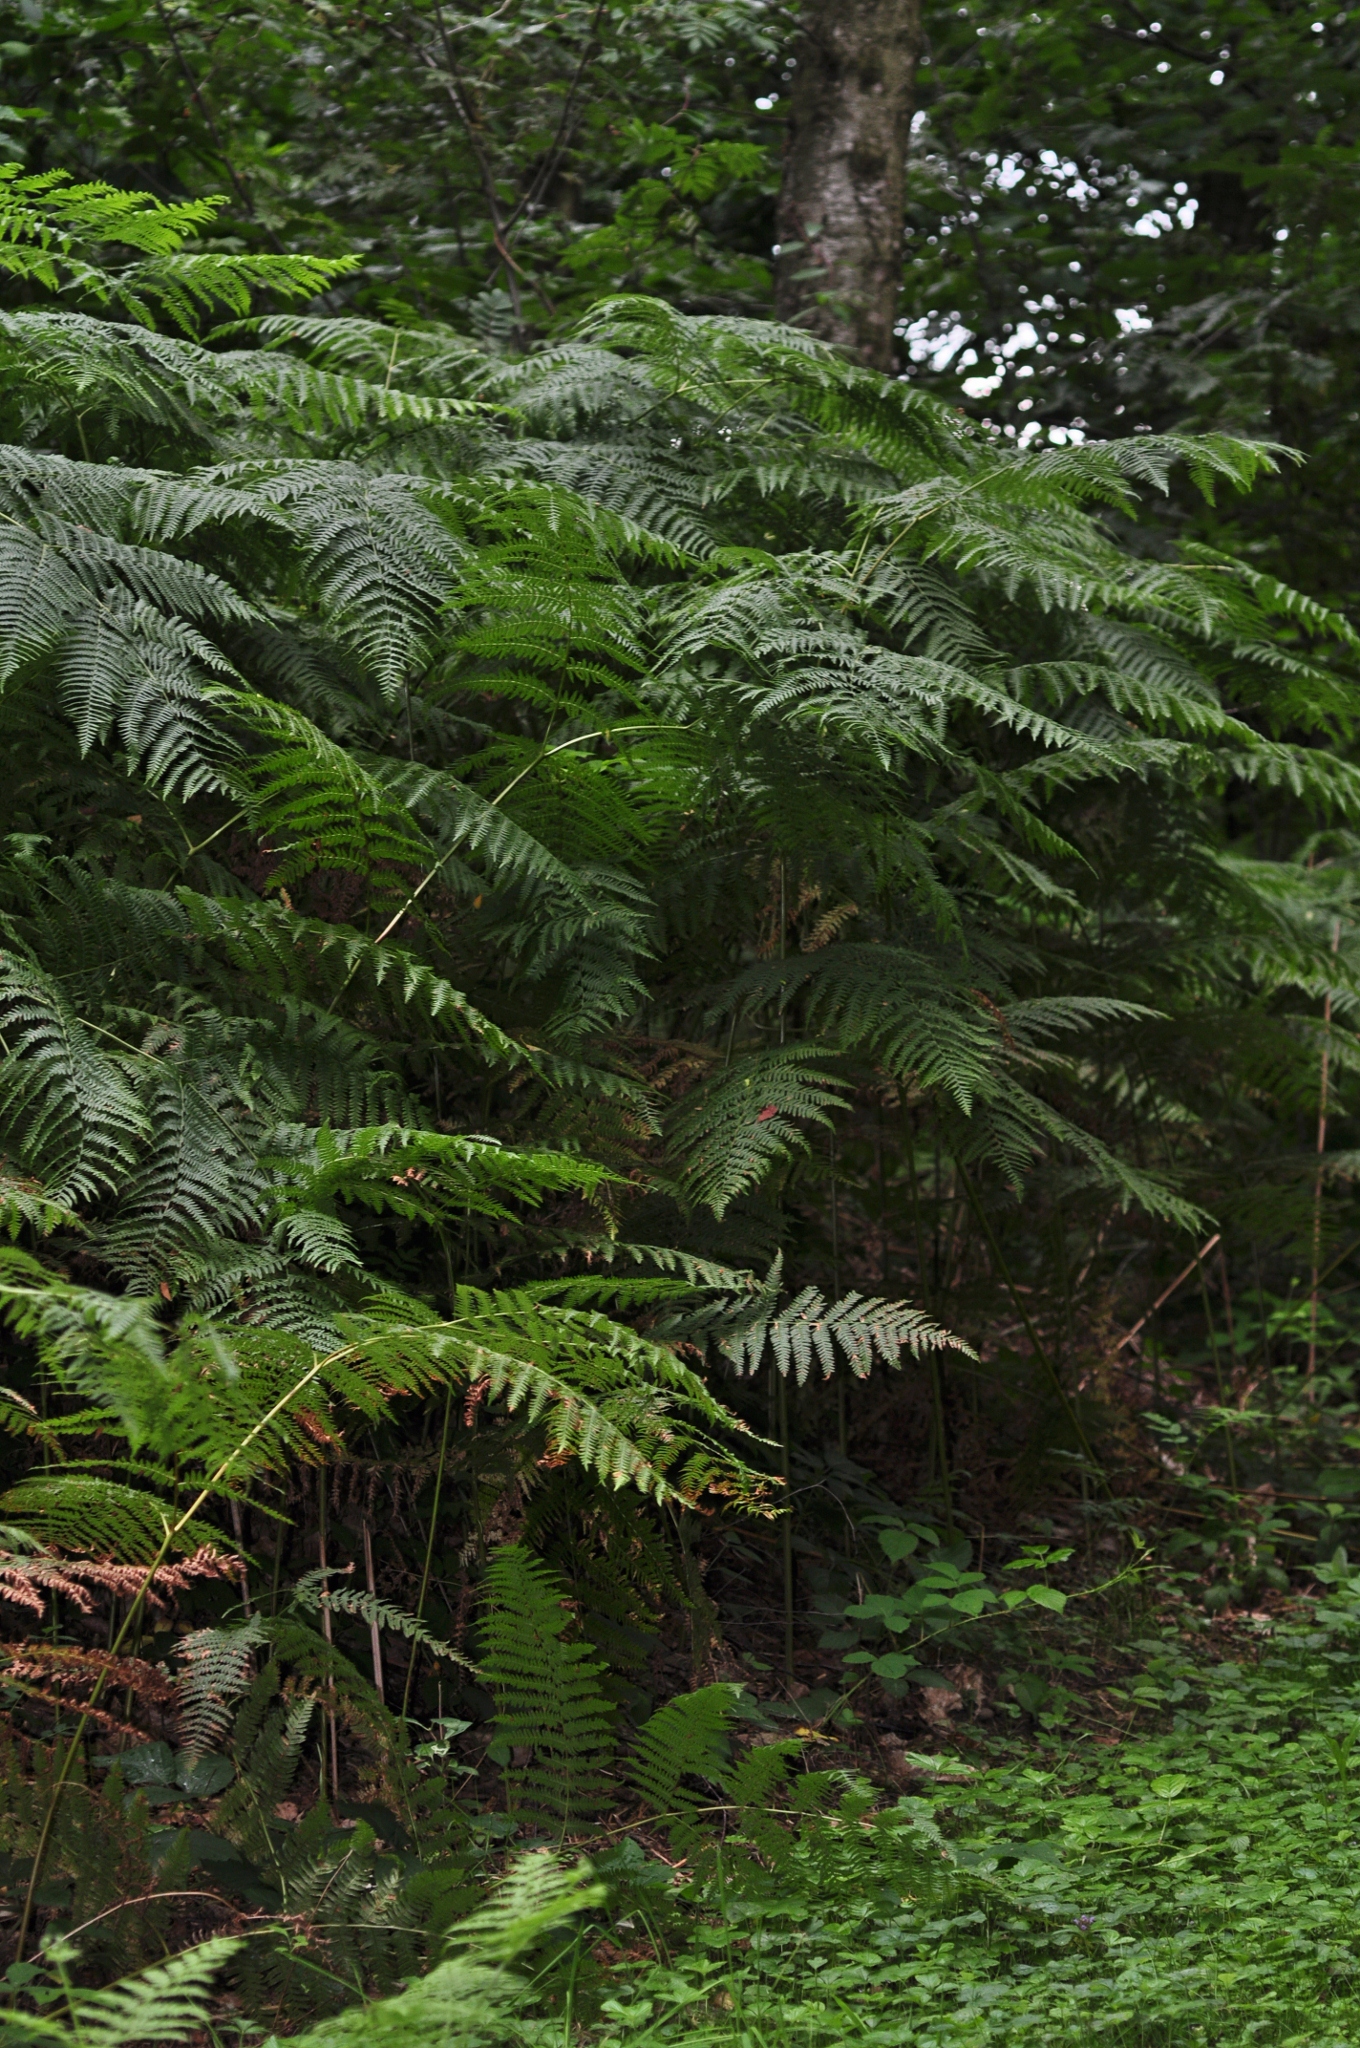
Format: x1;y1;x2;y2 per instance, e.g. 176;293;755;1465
1;1642;177;1736
0;1544;238;1619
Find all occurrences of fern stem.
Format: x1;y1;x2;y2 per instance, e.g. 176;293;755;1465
956;1159;1105;1484
928;1350;955;1535
831;1130;847;1460
1197;1255;1238;1492
317;1467;340;1797
374;726;667;950
908;1116;954;1524
1308;917;1342;1382
269;1501;288;1618
778;1372;794;1679
402;1382;455;1725
178;809;247;863
230;1494;252;1617
362;1516;385;1702
326;724;673;1016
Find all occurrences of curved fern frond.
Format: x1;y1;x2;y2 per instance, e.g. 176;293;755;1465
627;1682;739;1847
0;959;148;1205
665;1048;850;1217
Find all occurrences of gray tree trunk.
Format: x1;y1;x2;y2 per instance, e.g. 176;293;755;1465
774;0;923;373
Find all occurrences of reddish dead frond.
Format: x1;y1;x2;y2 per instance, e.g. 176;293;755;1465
2;1642;177;1734
0;1544;237;1619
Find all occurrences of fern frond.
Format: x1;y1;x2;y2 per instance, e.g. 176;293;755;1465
51;1935;243;2048
174;1614;270;1758
665;1047;850;1217
450;1848;606;1960
479;1544;615;1829
0;961;147;1204
0;1474;221;1561
627;1682;739;1846
721;1280;971;1383
292;1565;474;1669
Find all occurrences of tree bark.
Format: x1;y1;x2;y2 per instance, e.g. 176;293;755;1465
774;0;922;374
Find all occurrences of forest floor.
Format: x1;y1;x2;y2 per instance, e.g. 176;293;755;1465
6;1517;1350;2048
571;1581;1360;2047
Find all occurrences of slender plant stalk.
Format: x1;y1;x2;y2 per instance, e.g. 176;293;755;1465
1196;1257;1238;1490
362;1516;385;1702
904;1112;954;1520
317;1468;340;1796
1117;1233;1222;1351
777;1371;794;1679
928;1349;955;1534
229;1493;252;1617
270;1502;288;1618
401;1383;455;1723
1309;917;1342;1380
1252;1243;1283;1487
830;1129;847;1459
1218;1247;1237;1364
905;1111;931;1309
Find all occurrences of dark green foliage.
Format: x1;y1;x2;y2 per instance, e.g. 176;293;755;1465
0;1736;196;1980
479;1546;616;1832
624;1682;738;1851
3;1852;604;2046
905;2;1360;607
0;162;1354;1707
0;3;781;328
3;130;1360;2048
590;1572;1360;2045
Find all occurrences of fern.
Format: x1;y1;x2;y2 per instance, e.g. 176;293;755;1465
714;1254;971;1384
0;182;1357;1974
2;1857;603;2047
626;1682;740;1849
665;1047;851;1218
173;1614;270;1758
211;1662;318;1876
478;1544;615;1830
0;1732;200;1983
0;959;147;1207
279;1853;604;2047
291;1565;474;1670
13;1936;243;2047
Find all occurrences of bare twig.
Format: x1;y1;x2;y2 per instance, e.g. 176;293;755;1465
1116;1234;1222;1351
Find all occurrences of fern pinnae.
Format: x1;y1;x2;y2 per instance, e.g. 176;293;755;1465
626;1683;741;1848
291;1564;475;1671
479;1544;615;1830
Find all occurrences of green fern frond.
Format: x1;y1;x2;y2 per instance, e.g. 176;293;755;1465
277;1854;602;2047
292;1565;474;1669
408;1285;766;1506
0;1473;220;1561
174;891;524;1065
450;1848;606;1961
479;1544;615;1829
626;1682;739;1846
174;1614;270;1758
0;958;148;1205
721;1278;970;1384
665;1047;850;1217
37;1935;244;2048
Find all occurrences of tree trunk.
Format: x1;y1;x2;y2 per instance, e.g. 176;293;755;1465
774;0;922;374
